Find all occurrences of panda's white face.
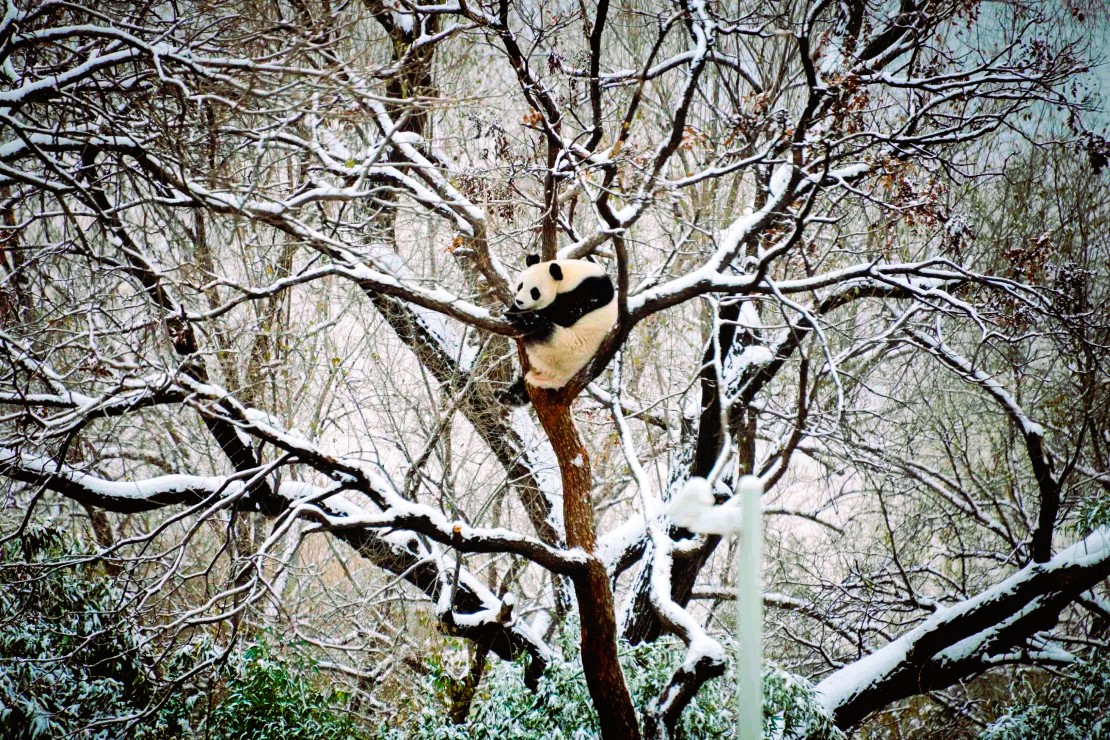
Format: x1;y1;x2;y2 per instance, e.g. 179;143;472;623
512;263;559;311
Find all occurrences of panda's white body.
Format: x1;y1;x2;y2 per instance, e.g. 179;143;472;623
523;298;617;389
506;258;617;393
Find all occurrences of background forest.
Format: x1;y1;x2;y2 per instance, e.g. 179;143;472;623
1;0;1109;737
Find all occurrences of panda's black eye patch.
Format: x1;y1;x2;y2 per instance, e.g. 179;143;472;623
517;282;522;291
531;287;540;300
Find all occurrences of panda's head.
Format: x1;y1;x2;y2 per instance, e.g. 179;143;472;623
511;255;603;311
512;255;561;311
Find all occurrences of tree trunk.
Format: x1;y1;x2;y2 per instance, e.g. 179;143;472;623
531;387;641;740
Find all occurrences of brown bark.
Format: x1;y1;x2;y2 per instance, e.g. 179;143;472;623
540;137;560;261
531;387;641;740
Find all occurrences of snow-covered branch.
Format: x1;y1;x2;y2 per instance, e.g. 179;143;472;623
816;528;1110;729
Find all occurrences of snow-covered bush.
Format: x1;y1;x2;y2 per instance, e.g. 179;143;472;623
382;633;842;739
0;526;194;738
980;654;1110;740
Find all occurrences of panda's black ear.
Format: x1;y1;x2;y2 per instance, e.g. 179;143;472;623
525;254;540;266
548;263;563;281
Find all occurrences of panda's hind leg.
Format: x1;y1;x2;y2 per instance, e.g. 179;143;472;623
495;376;530;406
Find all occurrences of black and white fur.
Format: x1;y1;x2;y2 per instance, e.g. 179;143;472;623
500;255;617;404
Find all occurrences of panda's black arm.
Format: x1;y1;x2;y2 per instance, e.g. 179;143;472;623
543;276;615;328
506;308;556;340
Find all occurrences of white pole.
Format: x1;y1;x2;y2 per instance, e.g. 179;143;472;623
736;475;763;740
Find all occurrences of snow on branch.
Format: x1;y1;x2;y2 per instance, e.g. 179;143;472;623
629;254;969;321
0;448;248;512
641;525;727;735
904;328;1048;441
298;499;586;575
904;326;1060;561
0;376;189;438
815;527;1110;729
0;444;561;669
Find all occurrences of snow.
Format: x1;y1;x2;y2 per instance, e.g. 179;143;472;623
244;407;285;429
667;477;714;523
813;632;912;716
0;48;140;105
390;9;414;34
629;265;726;315
666;477;744;535
725;345;774;384
686;0;716;68
815;526;1110;715
647;525;726;671
304;487;587;571
737;300;763;330
1022;420;1045;437
596;515;648;571
717;200;780;264
769;164;793;198
907;328;1049;443
815;162;870;185
739;345;774;366
450;567;553;660
933;600;1040;665
612;204;637;223
366;98;489;230
0;448;243;501
450;606;503;627
529;610;551;638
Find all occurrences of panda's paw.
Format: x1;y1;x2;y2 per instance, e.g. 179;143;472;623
495;377;530;407
505;309;543;333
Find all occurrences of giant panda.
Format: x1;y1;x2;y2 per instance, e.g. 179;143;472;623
499;255;617;405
